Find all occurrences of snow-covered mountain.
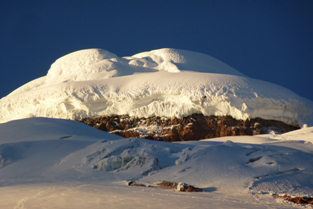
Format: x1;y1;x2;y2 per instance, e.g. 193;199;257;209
1;49;313;207
1;48;312;127
0;117;313;208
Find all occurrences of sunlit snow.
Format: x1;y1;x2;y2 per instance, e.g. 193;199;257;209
1;48;313;208
0;118;312;208
1;48;312;126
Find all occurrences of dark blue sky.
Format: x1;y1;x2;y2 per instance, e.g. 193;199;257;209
1;0;313;101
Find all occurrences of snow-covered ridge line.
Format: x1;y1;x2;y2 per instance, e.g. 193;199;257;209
0;48;312;126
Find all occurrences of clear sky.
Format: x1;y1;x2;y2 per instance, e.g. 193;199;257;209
1;0;313;101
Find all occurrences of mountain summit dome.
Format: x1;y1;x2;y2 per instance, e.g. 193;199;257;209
132;48;246;76
0;48;312;126
45;48;246;85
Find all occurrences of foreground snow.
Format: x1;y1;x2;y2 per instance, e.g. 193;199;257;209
0;182;304;209
0;118;312;208
1;48;312;126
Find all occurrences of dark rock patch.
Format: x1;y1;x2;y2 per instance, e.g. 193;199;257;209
128;180;202;192
79;114;299;142
273;194;313;205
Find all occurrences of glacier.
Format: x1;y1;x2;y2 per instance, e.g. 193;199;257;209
0;48;312;126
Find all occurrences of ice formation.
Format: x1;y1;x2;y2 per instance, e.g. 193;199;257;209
0;48;312;126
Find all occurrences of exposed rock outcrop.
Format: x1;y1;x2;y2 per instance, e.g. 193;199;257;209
128;180;202;192
273;194;313;205
79;114;299;141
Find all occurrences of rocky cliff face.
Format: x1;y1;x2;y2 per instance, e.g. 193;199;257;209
79;114;299;142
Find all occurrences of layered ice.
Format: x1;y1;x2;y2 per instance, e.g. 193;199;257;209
1;48;312;126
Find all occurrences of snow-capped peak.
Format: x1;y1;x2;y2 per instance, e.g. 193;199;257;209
0;48;312;126
46;48;119;81
44;48;246;85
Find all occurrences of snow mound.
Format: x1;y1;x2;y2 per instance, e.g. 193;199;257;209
45;48;157;85
47;48;119;79
1;48;313;126
0;117;120;144
131;48;246;76
259;126;313;143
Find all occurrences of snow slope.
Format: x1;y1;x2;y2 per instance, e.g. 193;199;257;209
0;48;312;126
0;118;312;208
270;126;313;143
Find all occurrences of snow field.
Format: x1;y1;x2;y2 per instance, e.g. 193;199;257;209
0;118;313;209
1;182;301;209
